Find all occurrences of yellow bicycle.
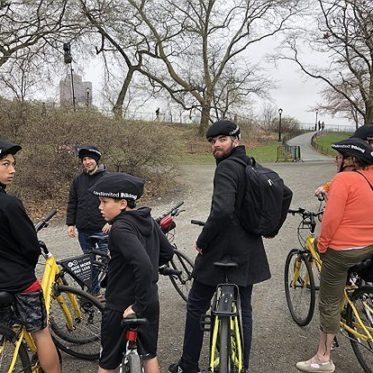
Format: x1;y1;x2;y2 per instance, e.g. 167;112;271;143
200;262;244;373
0;209;103;372
285;207;373;373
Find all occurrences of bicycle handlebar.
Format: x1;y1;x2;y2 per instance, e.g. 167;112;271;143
34;208;58;232
191;219;205;226
288;208;323;218
158;265;182;277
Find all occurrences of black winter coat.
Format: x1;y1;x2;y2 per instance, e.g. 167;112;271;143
194;145;271;287
0;185;40;292
105;207;174;315
66;165;107;231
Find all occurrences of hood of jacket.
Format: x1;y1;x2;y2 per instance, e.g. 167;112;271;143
113;207;154;236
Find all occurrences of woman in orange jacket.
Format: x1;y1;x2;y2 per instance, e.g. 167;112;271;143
297;137;373;373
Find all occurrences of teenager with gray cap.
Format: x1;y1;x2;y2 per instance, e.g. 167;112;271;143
169;119;273;373
0;139;60;373
89;172;174;373
66;145;109;297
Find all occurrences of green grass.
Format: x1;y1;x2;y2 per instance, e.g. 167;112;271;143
175;141;280;164
313;132;351;156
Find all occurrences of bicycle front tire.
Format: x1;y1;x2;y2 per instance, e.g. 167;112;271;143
0;325;31;373
49;285;103;360
345;286;373;373
168;249;194;302
284;249;316;326
219;317;230;373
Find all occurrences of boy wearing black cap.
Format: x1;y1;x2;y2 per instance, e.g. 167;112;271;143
66;145;109;297
0;139;60;373
90;172;174;373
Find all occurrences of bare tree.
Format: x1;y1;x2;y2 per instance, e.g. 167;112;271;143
281;0;373;124
127;0;299;135
0;0;71;68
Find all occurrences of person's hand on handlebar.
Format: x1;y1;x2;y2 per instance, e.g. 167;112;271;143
67;225;76;238
314;185;326;198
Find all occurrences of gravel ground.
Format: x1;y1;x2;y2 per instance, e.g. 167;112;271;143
37;161;365;373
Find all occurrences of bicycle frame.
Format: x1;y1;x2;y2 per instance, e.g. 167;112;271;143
209;283;243;372
4;247;83;372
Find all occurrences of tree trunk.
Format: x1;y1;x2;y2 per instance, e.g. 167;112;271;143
112;68;135;120
198;106;210;136
365;103;373;124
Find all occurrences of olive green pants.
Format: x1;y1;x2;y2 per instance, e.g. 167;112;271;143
319;245;373;334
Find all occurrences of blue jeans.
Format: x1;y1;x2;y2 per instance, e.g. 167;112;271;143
180;280;253;371
78;230;108;295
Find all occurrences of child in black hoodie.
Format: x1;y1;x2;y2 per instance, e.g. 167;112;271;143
90;172;174;373
0;139;60;373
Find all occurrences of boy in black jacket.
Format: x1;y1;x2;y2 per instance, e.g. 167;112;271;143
90;172;174;373
0;139;60;373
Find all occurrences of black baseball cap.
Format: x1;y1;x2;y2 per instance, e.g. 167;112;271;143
206;120;240;141
90;172;144;200
77;145;102;163
0;139;22;157
352;125;373;141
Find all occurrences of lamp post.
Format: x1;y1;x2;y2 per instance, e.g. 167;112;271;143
86;88;90;108
278;108;283;142
315;109;319;131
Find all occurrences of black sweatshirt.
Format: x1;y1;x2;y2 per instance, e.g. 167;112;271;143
105;207;174;315
66;165;107;231
0;185;40;292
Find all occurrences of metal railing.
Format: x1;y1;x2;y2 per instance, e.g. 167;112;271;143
276;145;302;162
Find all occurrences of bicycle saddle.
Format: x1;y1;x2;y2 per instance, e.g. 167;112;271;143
0;292;15;307
89;235;108;241
214;261;238;269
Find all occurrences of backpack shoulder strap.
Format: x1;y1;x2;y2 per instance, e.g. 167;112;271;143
354;170;373;191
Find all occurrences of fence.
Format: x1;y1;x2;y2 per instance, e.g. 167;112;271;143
276;145;302;162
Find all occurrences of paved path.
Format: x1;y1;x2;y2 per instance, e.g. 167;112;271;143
287;131;332;162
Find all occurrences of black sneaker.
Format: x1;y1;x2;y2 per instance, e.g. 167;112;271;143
168;363;199;373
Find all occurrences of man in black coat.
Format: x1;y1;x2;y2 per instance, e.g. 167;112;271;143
169;120;272;373
66;145;110;296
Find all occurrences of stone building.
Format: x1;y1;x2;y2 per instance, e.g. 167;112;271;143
59;74;92;108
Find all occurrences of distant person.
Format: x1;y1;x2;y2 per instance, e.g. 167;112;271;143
318;120;321;131
66;145;110;297
155;108;160;120
90;172;174;373
321;121;325;131
0;139;60;373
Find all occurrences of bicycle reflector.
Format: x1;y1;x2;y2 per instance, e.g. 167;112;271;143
126;329;137;342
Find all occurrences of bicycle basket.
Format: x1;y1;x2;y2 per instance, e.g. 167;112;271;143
58;254;93;289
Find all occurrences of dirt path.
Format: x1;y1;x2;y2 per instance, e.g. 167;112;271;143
38;161;364;372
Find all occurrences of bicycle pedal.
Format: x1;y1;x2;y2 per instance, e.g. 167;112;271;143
200;314;212;331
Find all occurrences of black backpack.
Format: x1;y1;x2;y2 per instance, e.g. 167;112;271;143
235;157;293;237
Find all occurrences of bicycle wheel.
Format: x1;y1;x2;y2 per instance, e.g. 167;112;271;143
124;352;143;373
0;325;31;373
284;249;316;326
168;249;194;302
219;317;229;373
49;285;103;360
345;286;373;373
